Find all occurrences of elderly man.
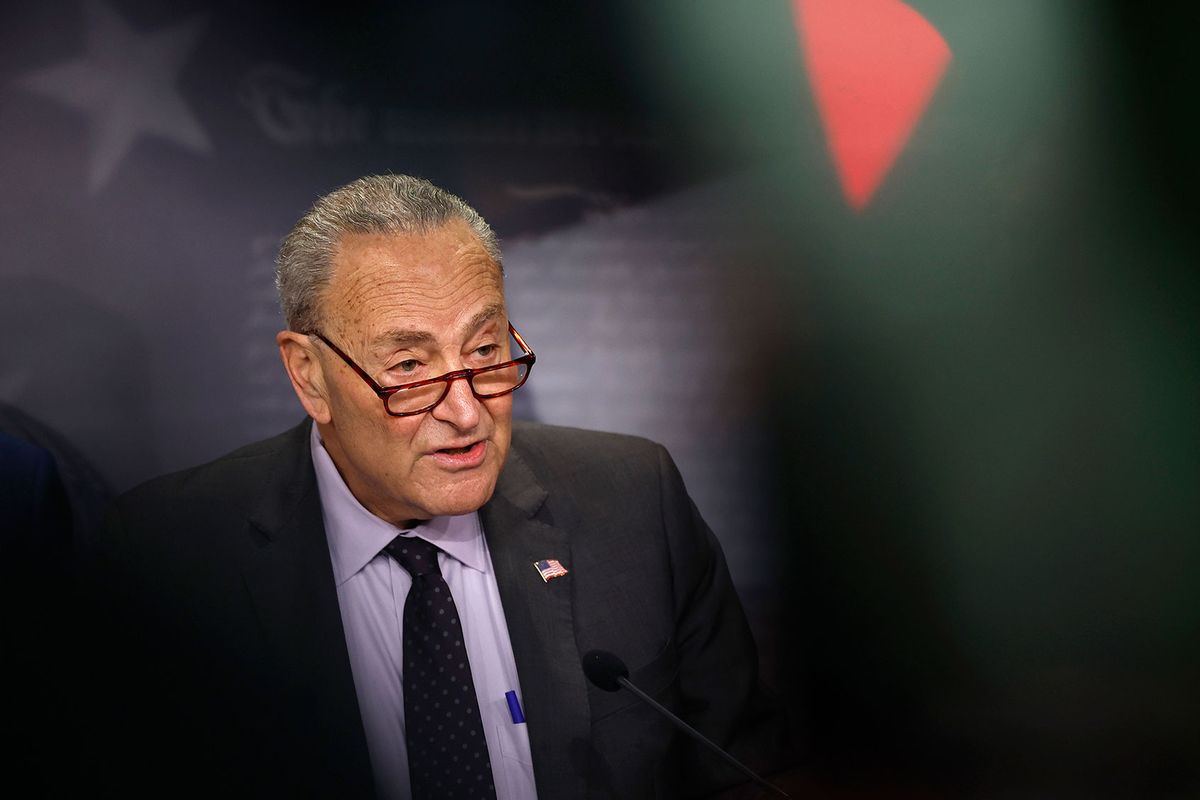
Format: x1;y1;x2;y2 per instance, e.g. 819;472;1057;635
95;175;787;799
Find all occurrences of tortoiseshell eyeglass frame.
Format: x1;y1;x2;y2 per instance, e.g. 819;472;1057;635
308;323;536;417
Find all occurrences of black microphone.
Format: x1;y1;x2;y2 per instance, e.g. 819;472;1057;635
581;650;790;798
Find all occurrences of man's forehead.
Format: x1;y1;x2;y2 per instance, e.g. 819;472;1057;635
332;222;497;275
321;224;506;347
369;302;507;350
327;228;500;300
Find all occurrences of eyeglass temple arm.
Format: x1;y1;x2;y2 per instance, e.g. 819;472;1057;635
311;332;388;394
509;323;535;357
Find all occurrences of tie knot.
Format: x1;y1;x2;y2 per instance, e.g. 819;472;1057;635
384;535;442;578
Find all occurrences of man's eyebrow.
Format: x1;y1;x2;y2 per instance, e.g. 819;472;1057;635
466;303;506;333
372;329;436;350
370;304;506;351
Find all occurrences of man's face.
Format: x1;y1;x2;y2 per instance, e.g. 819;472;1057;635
308;220;512;525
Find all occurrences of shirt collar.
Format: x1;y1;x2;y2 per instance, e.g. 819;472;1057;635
309;424;489;585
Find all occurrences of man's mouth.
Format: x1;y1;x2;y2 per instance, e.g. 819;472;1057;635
430;440;488;468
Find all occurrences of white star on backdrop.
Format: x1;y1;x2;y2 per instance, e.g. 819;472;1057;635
16;0;212;193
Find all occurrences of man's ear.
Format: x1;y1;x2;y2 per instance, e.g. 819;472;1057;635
277;331;332;424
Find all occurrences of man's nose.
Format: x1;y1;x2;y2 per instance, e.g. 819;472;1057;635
430;373;482;429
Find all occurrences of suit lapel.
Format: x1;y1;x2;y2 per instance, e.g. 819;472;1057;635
239;421;375;797
481;447;591;800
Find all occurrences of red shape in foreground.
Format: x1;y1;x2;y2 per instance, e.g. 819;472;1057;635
794;0;952;210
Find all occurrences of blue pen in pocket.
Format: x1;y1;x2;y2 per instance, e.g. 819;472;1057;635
505;690;525;724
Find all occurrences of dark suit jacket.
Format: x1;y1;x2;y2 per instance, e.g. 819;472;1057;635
2;432;74;788
87;420;787;798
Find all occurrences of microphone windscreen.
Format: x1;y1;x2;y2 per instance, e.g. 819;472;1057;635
582;650;629;692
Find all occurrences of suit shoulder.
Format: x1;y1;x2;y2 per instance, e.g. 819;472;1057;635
508;421;673;492
114;421;310;517
511;421;665;463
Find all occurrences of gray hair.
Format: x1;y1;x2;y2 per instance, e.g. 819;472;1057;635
275;174;502;332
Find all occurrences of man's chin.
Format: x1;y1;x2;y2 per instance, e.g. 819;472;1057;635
417;479;500;519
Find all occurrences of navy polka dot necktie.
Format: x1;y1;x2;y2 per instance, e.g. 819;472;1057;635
384;535;497;800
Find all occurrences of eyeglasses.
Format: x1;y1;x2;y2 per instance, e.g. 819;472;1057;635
309;323;536;417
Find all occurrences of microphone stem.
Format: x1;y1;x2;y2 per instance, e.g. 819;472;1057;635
616;676;790;798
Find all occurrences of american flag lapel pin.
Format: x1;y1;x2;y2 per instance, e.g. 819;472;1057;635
534;558;569;583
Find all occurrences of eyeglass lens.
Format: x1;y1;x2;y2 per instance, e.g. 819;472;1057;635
385;361;530;415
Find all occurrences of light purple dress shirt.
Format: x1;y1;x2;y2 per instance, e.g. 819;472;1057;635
310;426;538;800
